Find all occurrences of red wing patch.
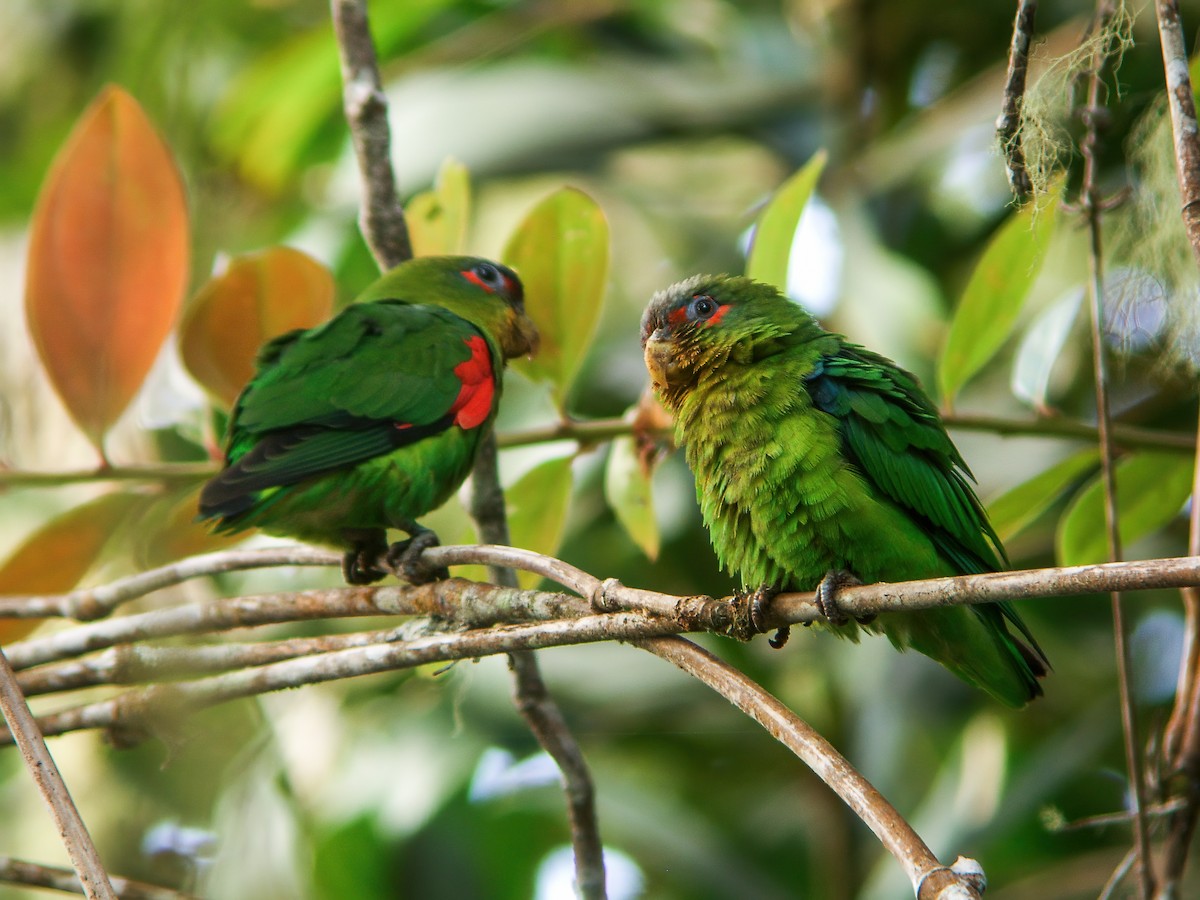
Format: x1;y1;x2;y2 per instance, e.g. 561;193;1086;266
450;336;496;429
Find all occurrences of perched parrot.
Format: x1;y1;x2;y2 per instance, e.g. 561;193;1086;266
199;255;538;585
641;274;1048;707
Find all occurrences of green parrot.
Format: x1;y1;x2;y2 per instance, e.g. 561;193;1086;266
199;255;538;585
641;274;1048;707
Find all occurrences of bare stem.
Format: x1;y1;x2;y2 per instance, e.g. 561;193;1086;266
1076;3;1153;894
0;647;116;899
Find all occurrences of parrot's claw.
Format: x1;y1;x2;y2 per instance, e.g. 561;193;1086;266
730;583;789;648
342;550;387;585
815;569;862;626
386;529;449;585
341;531;389;585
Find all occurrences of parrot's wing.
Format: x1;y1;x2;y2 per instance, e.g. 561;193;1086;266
805;343;1006;574
806;342;1049;682
200;301;494;518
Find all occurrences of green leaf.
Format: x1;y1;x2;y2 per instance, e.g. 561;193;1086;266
1057;451;1193;566
604;435;660;560
503;187;610;406
211;0;454;190
1010;288;1083;411
745;150;828;291
507;455;575;589
986;448;1099;543
407;158;471;257
938;189;1060;403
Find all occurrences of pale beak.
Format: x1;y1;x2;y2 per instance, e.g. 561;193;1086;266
643;333;679;389
504;313;541;359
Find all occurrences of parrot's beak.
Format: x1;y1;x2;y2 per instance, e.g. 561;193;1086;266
504;312;541;359
643;332;680;390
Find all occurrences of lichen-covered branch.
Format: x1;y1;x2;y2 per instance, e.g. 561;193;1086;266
997;0;1038;199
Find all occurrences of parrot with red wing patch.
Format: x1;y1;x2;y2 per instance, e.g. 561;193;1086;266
199;255;538;584
641;274;1048;707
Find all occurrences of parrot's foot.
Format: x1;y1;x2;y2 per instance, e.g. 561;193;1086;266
730;584;790;648
815;569;863;626
386;529;449;585
343;537;388;585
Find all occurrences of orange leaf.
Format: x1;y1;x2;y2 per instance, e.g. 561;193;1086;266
25;85;190;454
0;492;143;643
180;247;334;407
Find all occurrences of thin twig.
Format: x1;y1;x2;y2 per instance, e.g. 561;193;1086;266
330;0;412;268
0;412;1191;495
1075;3;1153;894
0;856;195;900
470;431;607;900
0;546;340;620
634;636;983;900
0;647;116;899
1153;1;1200;893
997;0;1038;199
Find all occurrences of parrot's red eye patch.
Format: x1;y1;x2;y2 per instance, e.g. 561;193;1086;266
462;263;503;294
687;294;730;326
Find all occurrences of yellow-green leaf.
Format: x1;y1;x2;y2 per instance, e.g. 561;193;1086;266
938;189;1060;404
504;188;609;405
507;455;574;589
407;158;471;257
1057;451;1193;566
179;247;334;407
987;449;1099;543
745;150;828;291
0;492;143;643
605;435;659;560
25;85;190;452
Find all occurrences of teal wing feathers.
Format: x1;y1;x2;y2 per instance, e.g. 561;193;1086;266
805;343;1048;678
199;300;489;521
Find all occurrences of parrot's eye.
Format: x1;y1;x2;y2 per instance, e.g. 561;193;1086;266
472;263;502;287
689;295;717;319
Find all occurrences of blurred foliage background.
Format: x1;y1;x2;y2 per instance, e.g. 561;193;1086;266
4;0;1200;897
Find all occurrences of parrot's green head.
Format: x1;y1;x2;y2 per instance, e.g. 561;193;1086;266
361;255;539;359
641;273;804;407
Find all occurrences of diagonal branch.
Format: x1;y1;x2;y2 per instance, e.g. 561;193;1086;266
634;636;984;900
0;647;115;899
997;0;1038;200
0;856;196;900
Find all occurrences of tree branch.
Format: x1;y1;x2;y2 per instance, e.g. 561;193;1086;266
634;636;984;899
997;0;1037;200
0;856;195;900
1153;2;1200;893
330;0;412;268
0;647;115;899
469;431;607;900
